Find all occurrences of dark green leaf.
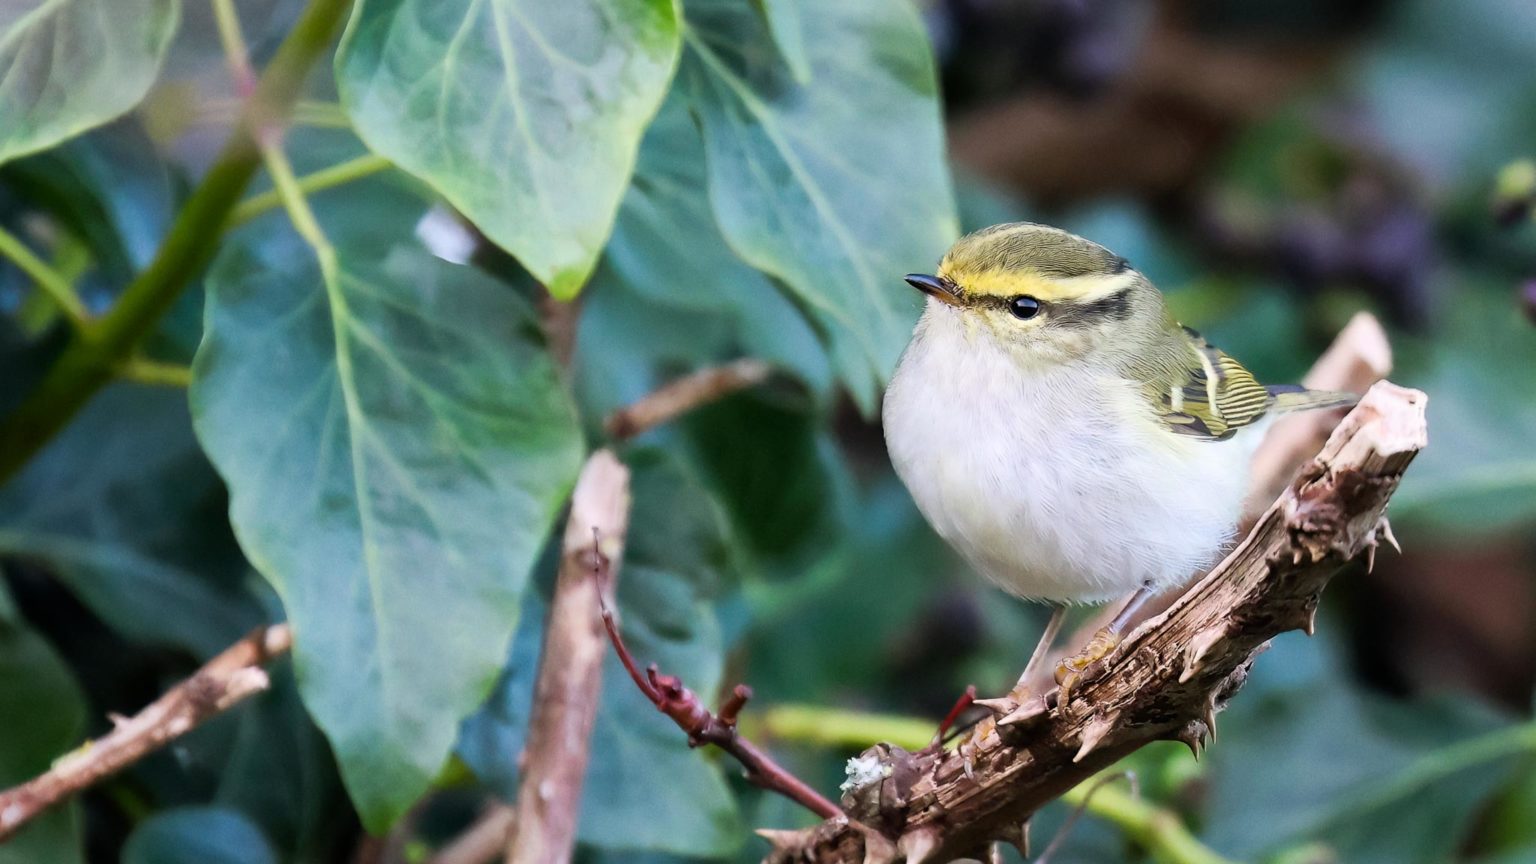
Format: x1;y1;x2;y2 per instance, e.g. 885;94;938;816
0;385;262;659
596;92;833;403
679;0;957;412
580;580;741;857
0;117;176;281
455;592;545;801
216;661;348;864
740;474;951;699
751;0;810;83
1392;286;1536;534
191;229;584;831
0;0;179;166
121;807;277;864
1203;630;1516;864
0;582;85;864
335;0;681;298
680;392;852;581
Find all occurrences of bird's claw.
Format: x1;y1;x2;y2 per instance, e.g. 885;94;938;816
1054;628;1123;711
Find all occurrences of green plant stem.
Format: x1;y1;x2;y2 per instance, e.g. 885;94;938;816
751;704;1233;864
210;0;256;91
119;358;193;388
0;224;89;330
293;100;352;129
1061;780;1233;864
229;153;392;228
0;0;353;485
258;141;334;254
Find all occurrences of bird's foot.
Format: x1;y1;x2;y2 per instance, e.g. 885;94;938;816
1054;628;1123;712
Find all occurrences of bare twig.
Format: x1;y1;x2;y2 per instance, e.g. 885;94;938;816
0;624;293;840
604;359;773;441
539;293;581;371
432;805;516;864
762;381;1427;862
1035;772;1140;864
506;451;633;864
595;577;841;820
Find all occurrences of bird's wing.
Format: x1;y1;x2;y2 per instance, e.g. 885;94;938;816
1143;327;1275;441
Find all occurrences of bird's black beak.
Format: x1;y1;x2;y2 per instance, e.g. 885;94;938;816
904;273;962;307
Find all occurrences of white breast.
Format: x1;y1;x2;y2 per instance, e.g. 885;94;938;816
883;308;1257;604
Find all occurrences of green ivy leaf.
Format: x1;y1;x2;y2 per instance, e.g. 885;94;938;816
0;583;86;864
596;91;833;402
1203;630;1516;864
0;0;179;166
751;0;810;83
679;0;957;412
0;385;263;659
216;661;348;863
334;0;681;299
191;230;584;831
680;391;852;581
0;118;176;281
122;807;277;864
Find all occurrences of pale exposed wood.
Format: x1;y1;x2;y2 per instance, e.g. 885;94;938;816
506;451;632;864
764;382;1427;863
1245;311;1393;518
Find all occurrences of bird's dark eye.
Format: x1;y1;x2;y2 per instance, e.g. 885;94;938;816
1008;295;1042;320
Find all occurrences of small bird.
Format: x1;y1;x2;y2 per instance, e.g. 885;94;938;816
883;222;1354;712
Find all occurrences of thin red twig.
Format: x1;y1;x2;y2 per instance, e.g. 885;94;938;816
931;685;977;749
592;556;841;820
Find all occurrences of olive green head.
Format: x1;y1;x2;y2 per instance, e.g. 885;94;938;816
904;222;1171;365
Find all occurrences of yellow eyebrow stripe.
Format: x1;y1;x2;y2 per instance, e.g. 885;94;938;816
937;267;1134;302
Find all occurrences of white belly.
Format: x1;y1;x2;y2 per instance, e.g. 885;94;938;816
883;313;1257;604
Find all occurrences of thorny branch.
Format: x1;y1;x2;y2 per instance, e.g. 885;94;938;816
594;565;842;820
0;624;293;841
1041;311;1392;694
760;380;1427;863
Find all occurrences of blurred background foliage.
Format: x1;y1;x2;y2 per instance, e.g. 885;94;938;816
2;0;1536;862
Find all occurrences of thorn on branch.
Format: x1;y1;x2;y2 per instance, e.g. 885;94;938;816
589;533;841;819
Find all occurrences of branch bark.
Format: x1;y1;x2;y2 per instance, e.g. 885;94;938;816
506;450;632;864
0;624;293;841
604;358;772;441
761;380;1427;863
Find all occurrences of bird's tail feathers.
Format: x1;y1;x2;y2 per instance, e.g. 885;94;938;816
1266;385;1358;414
